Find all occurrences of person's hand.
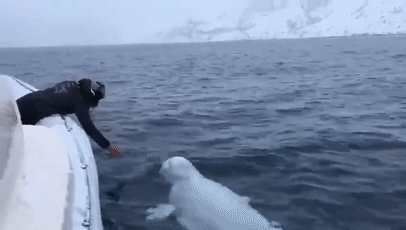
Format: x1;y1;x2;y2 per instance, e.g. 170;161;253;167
107;145;123;157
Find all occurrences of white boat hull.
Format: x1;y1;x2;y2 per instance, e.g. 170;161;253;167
0;75;103;230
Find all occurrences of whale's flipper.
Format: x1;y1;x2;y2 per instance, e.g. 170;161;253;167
146;203;175;221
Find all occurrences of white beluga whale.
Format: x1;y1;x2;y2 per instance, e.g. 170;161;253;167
146;156;284;230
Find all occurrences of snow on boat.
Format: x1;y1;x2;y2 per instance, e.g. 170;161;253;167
0;75;103;230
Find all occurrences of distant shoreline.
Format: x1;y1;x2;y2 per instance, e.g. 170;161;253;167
1;33;405;49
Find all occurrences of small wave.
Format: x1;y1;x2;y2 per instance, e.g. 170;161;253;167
196;137;237;147
0;63;16;67
391;54;406;59
145;117;184;126
342;50;358;54
324;164;358;177
284;183;324;196
376;67;391;72
292;65;308;73
21;72;35;77
348;139;406;151
275;107;312;116
350;131;393;139
347;191;399;211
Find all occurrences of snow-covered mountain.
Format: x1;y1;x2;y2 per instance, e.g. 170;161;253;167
1;0;405;47
146;0;406;43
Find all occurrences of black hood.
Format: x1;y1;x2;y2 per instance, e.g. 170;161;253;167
78;78;105;108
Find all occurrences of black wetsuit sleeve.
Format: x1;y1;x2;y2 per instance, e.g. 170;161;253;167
74;103;111;149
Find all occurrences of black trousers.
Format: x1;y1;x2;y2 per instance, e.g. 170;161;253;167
16;94;42;125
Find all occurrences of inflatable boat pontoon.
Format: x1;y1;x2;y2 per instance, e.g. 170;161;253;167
0;75;103;230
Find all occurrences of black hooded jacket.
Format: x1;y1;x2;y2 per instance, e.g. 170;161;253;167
16;79;110;149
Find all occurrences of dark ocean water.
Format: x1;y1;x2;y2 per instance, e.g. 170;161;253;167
1;35;406;230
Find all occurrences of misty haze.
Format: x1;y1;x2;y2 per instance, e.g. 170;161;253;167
1;0;405;47
1;1;406;230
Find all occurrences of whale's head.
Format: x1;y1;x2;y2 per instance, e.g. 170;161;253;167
159;156;200;184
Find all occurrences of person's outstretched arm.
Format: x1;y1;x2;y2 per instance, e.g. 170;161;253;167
74;102;123;156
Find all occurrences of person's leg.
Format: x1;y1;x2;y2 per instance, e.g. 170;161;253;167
16;96;40;125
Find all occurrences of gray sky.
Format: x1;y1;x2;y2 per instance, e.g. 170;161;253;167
0;0;249;47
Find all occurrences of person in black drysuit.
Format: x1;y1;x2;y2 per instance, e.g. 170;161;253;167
16;78;123;157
